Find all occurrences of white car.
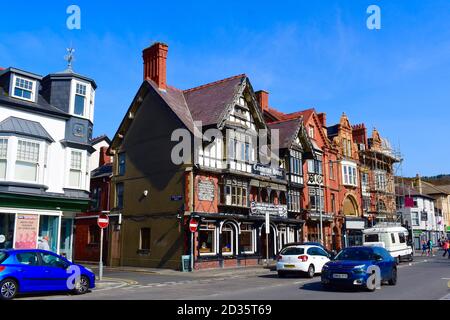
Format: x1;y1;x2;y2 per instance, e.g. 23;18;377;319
276;245;331;278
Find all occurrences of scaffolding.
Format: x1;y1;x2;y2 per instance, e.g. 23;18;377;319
359;135;403;224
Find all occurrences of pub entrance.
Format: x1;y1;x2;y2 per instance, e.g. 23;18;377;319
260;225;277;259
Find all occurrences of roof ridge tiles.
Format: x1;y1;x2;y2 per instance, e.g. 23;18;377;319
183;74;246;93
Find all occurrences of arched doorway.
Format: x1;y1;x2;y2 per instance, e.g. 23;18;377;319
220;221;238;256
343;195;359;216
260;224;277;259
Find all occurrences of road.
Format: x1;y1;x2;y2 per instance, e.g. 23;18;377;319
18;255;450;300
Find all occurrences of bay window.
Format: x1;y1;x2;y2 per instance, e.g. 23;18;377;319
342;163;358;187
74;83;87;116
220;179;247;207
288;190;301;212
309;187;324;212
15;140;40;182
69;151;82;188
0;139;7;179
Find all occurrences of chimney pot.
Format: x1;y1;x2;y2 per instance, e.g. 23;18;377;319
255;90;269;112
143;42;168;91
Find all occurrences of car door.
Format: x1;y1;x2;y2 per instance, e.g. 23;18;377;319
14;252;46;292
307;247;320;270
39;252;71;291
372;248;390;280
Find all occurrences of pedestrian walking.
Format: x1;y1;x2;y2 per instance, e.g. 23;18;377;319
443;240;449;257
421;240;427;256
427;239;434;256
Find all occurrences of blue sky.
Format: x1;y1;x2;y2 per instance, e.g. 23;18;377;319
1;0;449;177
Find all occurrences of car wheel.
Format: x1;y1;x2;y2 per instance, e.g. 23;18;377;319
306;264;315;278
73;275;90;295
277;271;286;278
388;268;397;286
0;278;18;300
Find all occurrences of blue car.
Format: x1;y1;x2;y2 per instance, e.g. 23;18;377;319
0;249;95;300
321;246;397;291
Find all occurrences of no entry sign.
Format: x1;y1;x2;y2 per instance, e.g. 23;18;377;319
97;214;109;229
189;218;199;233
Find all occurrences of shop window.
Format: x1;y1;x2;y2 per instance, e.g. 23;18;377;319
88;225;100;244
15;139;40;182
239;224;254;254
139;228;151;251
38;215;59;253
199;223;216;255
221;225;234;255
0;139;7;179
0;213;15;249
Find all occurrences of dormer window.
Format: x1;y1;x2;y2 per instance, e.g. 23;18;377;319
74;83;87;116
12;75;35;102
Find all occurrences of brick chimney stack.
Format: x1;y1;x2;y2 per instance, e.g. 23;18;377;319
317;112;327;127
143;42;169;91
255;90;269;112
99;146;111;167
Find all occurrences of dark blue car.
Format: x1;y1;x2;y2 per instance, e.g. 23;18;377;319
321;246;397;291
0;249;95;300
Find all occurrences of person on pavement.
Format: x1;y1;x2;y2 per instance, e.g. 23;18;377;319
443;240;449;257
38;235;50;251
421;240;427;256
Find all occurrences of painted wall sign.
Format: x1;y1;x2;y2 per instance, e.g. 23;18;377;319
14;214;39;249
345;220;366;230
252;163;284;180
250;201;287;218
198;180;215;201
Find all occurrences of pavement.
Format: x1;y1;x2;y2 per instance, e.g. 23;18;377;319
17;254;450;300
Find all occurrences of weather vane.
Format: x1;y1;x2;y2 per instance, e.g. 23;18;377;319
64;47;75;71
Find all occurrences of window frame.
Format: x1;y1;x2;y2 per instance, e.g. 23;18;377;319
15;138;41;183
11;74;36;102
139;227;151;251
199;222;217;256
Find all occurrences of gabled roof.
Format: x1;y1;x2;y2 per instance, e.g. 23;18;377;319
268;117;303;149
183;74;245;126
0;116;54;142
395;184;435;200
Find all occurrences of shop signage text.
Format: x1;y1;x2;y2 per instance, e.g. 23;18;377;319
252;163;284;180
250;201;287;218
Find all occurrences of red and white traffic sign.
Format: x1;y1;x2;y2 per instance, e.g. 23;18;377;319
189;218;199;233
97;214;109;229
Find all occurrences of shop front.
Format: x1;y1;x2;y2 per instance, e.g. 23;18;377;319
343;217;366;247
191;213;303;269
0;208;76;259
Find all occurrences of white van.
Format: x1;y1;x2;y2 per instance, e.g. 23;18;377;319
362;225;413;262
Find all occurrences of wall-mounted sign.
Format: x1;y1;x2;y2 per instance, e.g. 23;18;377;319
250;201;287;218
345;220;365;230
14;214;39;249
252;163;284;180
171;195;183;201
198;180;215;201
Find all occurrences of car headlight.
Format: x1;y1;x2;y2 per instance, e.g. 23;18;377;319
322;264;329;269
352;265;366;273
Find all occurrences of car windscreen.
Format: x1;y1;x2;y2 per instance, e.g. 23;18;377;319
280;247;305;255
334;248;373;261
0;252;8;264
364;234;379;242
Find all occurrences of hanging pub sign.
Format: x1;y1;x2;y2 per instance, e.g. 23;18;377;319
198;180;215;201
250;201;288;218
252;163;284;180
420;211;428;221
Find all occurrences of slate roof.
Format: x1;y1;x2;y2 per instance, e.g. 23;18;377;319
0;116;54;142
327;124;339;138
183;74;245;126
420;181;450;196
91;163;113;179
395;184;435;200
267;118;303;149
90;135;111;146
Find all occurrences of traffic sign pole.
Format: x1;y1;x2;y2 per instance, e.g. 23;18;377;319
189;218;198;272
97;214;109;281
